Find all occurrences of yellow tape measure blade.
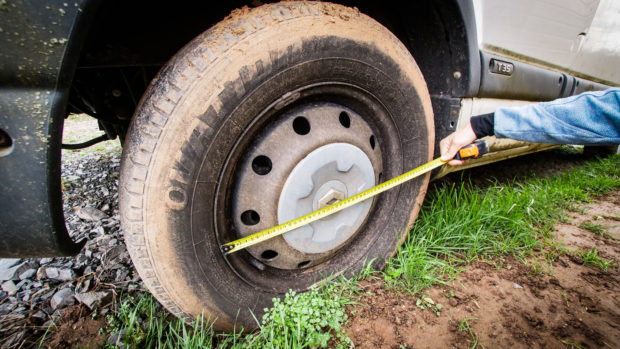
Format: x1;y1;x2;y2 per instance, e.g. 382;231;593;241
221;157;446;255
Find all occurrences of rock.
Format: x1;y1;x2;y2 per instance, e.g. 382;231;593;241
75;279;91;294
0;301;16;314
0;259;21;280
77;206;109;221
75;291;110;309
31;310;47;322
0;260;36;281
108;329;127;347
2;280;18;295
50;288;75;309
19;268;36;280
40;258;54;264
45;267;59;279
45;267;75;281
2;330;25;348
513;283;524;289
40;289;56;301
74;254;89;268
15;279;29;290
36;266;48;280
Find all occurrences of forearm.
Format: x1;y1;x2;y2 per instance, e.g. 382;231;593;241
494;88;620;145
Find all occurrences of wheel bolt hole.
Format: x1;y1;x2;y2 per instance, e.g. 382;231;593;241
339;111;351;128
240;210;260;226
0;128;14;157
260;250;279;261
370;135;376;149
297;260;311;268
252;155;272;175
292;116;311;135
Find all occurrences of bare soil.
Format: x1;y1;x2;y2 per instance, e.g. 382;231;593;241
46;305;106;348
345;191;620;348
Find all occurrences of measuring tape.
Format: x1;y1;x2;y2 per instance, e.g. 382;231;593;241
220;141;489;255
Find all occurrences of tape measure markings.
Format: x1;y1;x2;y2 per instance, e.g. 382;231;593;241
221;157;446;255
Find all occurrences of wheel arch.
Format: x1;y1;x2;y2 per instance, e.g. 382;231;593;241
71;0;480;136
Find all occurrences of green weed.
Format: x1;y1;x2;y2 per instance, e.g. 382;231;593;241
457;317;480;349
578;248;615;272
415;296;442;316
253;285;354;349
578;221;610;237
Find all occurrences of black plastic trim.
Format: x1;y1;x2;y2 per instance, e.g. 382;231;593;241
478;51;614;101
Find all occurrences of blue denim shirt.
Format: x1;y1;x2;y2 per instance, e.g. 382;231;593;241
494;88;620;145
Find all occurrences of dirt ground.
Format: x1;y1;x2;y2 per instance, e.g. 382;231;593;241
46;305;106;348
345;190;620;348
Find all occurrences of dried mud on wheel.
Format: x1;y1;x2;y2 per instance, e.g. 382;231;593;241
345;191;620;348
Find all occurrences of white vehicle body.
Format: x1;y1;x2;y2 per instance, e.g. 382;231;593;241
477;0;620;85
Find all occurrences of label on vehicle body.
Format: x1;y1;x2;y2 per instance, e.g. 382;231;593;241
490;59;514;76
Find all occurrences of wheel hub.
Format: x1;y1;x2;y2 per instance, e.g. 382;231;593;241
231;101;382;270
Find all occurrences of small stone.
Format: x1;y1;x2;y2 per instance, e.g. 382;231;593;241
19;269;36;280
77;207;109;221
2;280;17;295
15;279;29;290
75;291;110;310
0;260;36;281
57;268;75;281
107;329;127;347
40;289;56;301
75;279;91;294
36;266;48;280
46;267;74;281
31;310;47;321
0;301;16;314
74;254;89;268
513;283;524;289
2;330;25;348
50;288;75;309
45;267;59;279
40;258;54;264
0;259;21;280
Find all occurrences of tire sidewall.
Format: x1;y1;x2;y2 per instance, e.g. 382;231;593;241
121;2;434;329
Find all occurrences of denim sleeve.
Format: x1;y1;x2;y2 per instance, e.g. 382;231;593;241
494;88;620;145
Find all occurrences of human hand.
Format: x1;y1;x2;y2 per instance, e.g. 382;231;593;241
440;121;478;166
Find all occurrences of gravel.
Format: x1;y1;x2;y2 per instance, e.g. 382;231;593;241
0;149;145;347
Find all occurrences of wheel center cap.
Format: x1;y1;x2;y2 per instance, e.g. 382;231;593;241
278;143;375;254
317;186;346;209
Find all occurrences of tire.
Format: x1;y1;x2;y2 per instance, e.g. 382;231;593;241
120;1;433;330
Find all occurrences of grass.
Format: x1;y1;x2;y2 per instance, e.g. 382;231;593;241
578;247;615;272
578;221;610;237
97;153;619;348
457;317;481;349
104;279;359;349
385;154;620;292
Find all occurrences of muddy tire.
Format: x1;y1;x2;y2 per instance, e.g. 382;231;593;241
120;2;433;330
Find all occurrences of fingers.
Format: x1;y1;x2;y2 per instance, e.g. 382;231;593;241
439;121;478;166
